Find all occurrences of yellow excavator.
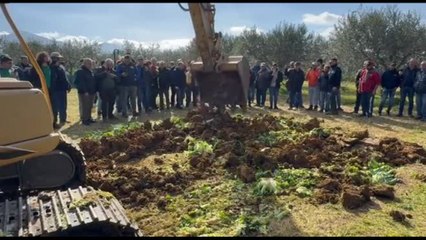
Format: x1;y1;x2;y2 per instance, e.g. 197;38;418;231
0;3;249;237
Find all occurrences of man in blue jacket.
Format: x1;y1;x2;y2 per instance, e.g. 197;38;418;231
378;63;401;116
398;59;419;117
116;55;138;117
173;61;187;109
328;58;342;115
415;61;426;121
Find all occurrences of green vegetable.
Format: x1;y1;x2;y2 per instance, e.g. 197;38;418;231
253;178;278;196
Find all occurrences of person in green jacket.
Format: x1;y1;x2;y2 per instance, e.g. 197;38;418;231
0;54;15;78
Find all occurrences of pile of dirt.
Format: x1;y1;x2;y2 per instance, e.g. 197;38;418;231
78;108;426;235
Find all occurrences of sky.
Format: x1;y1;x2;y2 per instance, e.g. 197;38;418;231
0;3;425;50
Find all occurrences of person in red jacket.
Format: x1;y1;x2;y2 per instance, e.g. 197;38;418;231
358;60;380;118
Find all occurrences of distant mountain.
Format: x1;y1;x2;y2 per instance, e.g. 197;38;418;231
0;31;122;53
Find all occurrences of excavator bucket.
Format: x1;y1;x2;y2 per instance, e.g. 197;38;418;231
191;56;250;109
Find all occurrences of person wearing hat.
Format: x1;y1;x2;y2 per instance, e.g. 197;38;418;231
305;62;321;110
287;62;305;110
358;60;380;118
378;62;401;116
255;62;272;107
49;51;71;126
0;54;15;78
269;63;283;109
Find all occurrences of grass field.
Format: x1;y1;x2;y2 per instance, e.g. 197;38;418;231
60;81;426;236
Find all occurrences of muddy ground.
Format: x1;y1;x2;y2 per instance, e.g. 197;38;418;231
79;108;426;236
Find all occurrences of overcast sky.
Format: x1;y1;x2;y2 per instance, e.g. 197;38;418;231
0;3;425;49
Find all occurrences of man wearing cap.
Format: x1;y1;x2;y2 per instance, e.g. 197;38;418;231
305;62;321;110
269;63;283;109
116;54;138;117
50;52;71;125
358;60;380;118
0;54;15;78
255;62;272;107
378;63;401;116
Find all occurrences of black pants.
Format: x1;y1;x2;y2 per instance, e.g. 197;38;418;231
171;85;178;107
151;86;159;109
354;92;362;112
100;89;116;119
159;86;170;109
185;86;199;107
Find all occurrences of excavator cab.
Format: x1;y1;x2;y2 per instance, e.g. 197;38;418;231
186;3;250;109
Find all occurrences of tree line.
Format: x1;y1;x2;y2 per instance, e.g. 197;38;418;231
1;5;425;79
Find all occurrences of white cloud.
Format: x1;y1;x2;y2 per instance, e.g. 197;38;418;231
36;32;95;43
318;27;335;38
0;31;10;36
228;26;264;35
302;12;342;26
36;32;60;39
157;38;191;50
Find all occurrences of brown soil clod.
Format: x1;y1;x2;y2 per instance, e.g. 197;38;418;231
390;210;406;222
302;118;321;131
154;157;164;165
371;185;395;200
341;185;371;209
236;164;256;183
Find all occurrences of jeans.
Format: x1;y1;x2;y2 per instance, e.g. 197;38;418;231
297;91;303;107
308;86;319;107
319;91;330;111
248;85;255;105
52;90;67;123
354;92;362;113
361;92;374;117
151;86;159;109
269;87;279;107
289;91;298;108
99;89;116;119
256;88;267;106
416;93;426;120
329;89;338;113
379;88;396;113
119;85;138;115
177;86;186;108
79;93;95;122
399;87;415;115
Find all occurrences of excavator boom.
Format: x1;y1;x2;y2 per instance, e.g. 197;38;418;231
186;3;250;109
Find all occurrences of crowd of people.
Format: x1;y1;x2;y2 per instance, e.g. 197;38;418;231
249;57;426;122
0;51;425;129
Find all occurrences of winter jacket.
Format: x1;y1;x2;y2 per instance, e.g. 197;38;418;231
287;68;305;92
319;71;330;92
136;65;144;87
16;63;32;80
270;70;284;89
256;68;272;90
75;66;97;94
116;62;137;86
329;65;342;88
415;70;426;94
306;68;320;87
158;67;171;89
51;63;71;92
95;67;118;92
381;69;401;90
142;66;154;88
401;67;419;88
359;69;380;94
172;68;186;88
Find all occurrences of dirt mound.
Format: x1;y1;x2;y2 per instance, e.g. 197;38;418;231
341;185;371;209
371;185;395;200
237;164;256;183
389;210;412;222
